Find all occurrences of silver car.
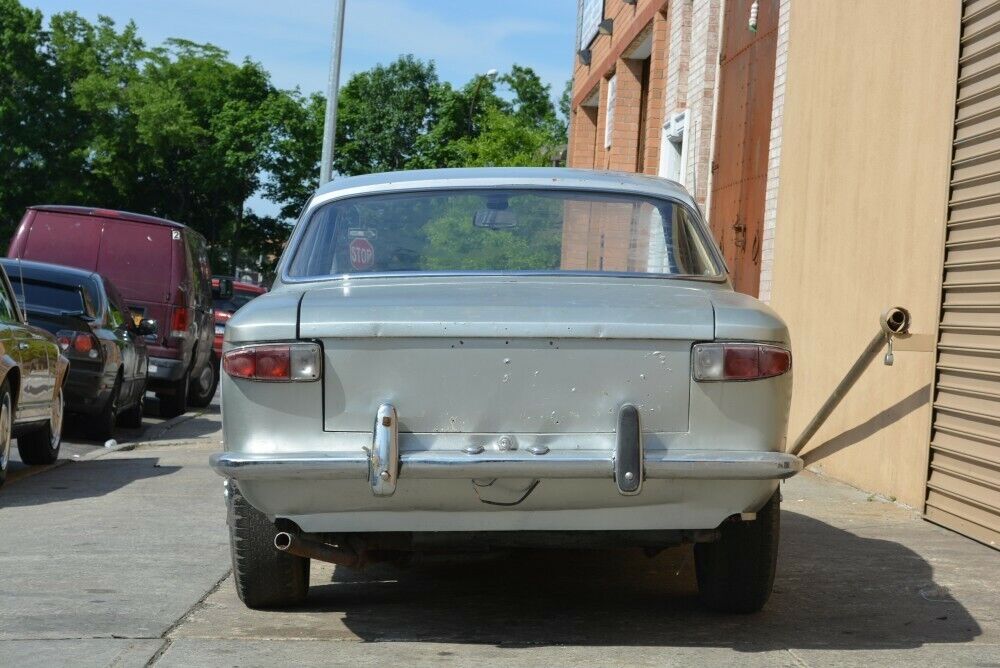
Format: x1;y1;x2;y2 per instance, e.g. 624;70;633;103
211;168;801;612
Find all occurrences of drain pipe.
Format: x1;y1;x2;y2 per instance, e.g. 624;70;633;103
274;531;360;568
788;307;911;457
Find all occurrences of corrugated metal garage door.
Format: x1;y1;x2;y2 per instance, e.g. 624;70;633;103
926;0;1000;549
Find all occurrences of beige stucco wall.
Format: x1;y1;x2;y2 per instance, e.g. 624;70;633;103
769;0;960;508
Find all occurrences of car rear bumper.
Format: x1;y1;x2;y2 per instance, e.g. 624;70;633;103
147;356;186;386
64;367;113;414
210;449;802;482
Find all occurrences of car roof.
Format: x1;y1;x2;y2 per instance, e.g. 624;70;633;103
312;167;696;205
0;257;100;284
28;205;186;230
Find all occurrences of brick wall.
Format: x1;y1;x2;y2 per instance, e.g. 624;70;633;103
685;0;722;209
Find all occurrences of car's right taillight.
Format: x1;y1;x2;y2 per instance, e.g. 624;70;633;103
692;343;791;381
223;343;321;382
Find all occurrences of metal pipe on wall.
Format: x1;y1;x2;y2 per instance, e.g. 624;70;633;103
787;307;911;457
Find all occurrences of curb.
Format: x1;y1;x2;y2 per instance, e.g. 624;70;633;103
3;408;212;486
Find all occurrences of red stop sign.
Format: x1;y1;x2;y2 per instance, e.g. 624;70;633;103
349;238;374;270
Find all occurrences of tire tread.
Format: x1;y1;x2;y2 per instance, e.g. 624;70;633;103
227;482;309;609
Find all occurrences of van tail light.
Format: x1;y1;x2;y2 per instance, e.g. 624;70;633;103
692;343;791;381
223;343;321;382
170;307;190;338
56;330;101;360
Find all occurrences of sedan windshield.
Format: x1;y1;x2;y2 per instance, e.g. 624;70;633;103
287;189;721;279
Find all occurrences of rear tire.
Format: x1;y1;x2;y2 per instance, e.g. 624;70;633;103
157;371;189;419
90;375;121;441
18;384;63;466
0;381;13;487
694;490;780;613
188;354;218;408
118;388;145;429
227;481;309;609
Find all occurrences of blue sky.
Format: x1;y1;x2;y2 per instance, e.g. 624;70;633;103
28;0;577;98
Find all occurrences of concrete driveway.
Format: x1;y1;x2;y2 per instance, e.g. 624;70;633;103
0;401;997;667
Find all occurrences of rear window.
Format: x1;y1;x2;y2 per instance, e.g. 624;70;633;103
286;189;721;279
11;278;96;317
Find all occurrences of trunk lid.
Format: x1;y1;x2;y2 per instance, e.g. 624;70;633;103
298;278;714;434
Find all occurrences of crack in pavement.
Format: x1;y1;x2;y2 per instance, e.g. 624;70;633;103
146;569;232;666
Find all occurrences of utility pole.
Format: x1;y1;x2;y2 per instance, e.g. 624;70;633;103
320;0;346;184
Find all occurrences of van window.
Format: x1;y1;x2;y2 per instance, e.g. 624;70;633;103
95;221;174;303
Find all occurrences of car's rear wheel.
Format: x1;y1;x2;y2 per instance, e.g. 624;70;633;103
227;481;309;609
694;490;780;614
188;354;218;408
118;388;145;429
0;381;13;487
157;371;189;419
91;374;121;440
17;384;63;466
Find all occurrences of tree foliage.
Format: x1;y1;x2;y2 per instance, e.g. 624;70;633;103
1;1;568;281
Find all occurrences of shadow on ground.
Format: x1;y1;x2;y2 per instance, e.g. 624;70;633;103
285;510;981;651
0;457;180;508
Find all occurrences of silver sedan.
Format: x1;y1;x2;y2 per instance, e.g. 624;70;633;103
211;167;801;612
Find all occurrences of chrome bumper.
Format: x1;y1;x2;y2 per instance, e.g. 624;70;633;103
210;448;802;482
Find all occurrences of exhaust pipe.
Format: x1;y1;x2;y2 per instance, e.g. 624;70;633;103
274;531;360;568
788;307;911;457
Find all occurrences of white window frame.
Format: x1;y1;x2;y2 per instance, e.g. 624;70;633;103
604;74;617;149
658;110;689;185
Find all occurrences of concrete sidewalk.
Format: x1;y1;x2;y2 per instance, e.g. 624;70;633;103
0;408;997;666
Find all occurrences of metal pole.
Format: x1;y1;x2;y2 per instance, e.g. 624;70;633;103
319;0;346;184
787;307;910;457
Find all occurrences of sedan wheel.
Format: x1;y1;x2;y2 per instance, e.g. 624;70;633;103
17;385;63;466
0;382;12;487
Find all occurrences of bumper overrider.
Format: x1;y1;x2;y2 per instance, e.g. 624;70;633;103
210;403;803;496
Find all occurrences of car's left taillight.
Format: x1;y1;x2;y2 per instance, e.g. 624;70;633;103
222;343;321;382
692;342;791;381
56;329;101;360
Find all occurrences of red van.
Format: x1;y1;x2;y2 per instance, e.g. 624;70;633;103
8;206;219;418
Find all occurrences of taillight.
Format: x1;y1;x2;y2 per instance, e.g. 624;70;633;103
55;330;100;360
170;307;190;338
222;343;321;382
692;343;791;381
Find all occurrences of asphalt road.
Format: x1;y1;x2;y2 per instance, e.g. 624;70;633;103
0;398;998;667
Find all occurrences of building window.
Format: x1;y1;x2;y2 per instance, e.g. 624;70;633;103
578;0;604;49
605;74;617;149
659;110;689;184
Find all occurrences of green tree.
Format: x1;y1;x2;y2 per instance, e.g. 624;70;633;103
334;55;439;175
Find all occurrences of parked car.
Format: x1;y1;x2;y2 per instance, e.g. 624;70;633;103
0;264;68;486
8;206;218;418
1;259;154;439
209;168;802;612
211;277;266;362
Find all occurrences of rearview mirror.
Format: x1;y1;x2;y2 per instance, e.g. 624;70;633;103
212;278;234;300
473;209;518;230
